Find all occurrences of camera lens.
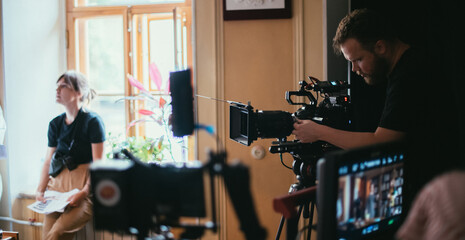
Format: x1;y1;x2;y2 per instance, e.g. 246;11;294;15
255;111;293;139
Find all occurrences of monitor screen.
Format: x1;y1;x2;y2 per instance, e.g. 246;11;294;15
317;141;406;240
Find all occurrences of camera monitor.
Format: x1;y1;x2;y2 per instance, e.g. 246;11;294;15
317;141;406;240
170;69;194;137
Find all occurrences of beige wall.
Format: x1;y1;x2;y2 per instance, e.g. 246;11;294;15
223;18;298;240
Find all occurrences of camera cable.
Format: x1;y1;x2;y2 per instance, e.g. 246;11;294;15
280;153;293;170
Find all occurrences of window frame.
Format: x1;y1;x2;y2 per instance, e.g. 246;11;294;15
66;0;193;160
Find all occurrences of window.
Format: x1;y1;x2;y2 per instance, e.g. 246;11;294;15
66;0;193;162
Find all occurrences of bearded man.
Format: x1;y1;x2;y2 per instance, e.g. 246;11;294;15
293;8;426;150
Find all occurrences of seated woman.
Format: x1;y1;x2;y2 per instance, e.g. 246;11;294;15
35;70;105;240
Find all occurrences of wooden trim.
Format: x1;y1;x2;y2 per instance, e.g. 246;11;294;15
131;5;191;15
66;14;75;70
2;231;19;240
66;0;74;12
214;1;227;239
135;13;143;84
185;7;193;69
147;13;172;21
77;19;87;74
123;7;135;137
135;14;145;135
173;7;179;70
293;0;306;108
67;8;127;18
68;4;191;15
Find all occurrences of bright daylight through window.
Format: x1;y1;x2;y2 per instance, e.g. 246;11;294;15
66;0;193;163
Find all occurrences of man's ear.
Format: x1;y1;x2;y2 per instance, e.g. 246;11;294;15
374;40;387;55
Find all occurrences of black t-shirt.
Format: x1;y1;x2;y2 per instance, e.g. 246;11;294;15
378;47;427;132
376;47;461;212
48;108;106;165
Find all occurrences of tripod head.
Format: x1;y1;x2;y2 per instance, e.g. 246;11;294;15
269;139;339;188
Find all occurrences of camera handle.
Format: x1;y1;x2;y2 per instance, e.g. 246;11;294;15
286;90;317;106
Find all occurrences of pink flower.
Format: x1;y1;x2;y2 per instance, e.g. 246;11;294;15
127;74;150;94
149;62;163;91
139;109;154;116
159;98;166;108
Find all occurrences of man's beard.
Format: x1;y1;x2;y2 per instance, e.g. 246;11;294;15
363;55;389;85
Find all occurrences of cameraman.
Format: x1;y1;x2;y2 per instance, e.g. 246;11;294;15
293;8;426;150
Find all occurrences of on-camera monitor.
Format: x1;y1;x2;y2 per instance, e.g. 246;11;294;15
170;69;194;137
317;141;406;240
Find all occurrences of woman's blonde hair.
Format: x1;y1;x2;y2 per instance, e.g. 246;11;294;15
57;70;97;105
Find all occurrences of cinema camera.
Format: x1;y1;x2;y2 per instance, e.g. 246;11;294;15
90;69;266;240
230;76;352;187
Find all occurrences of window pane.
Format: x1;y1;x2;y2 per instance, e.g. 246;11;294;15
76;0;185;7
89;95;126;154
148;17;175;91
76;15;124;94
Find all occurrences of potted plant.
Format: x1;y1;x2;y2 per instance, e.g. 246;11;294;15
106;64;186;163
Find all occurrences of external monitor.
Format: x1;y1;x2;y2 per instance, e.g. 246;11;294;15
317;141;406;240
170;69;194;137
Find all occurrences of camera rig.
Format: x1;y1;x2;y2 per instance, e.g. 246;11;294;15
230;77;352;187
229;77;352;239
90;69;267;240
91;149;267;240
230;76;351;147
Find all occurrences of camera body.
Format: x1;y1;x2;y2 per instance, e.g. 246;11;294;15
90;158;206;235
229;77;352;146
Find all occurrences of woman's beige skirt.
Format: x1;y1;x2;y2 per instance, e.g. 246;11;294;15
42;163;92;240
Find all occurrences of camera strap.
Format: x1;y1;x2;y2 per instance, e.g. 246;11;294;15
68;108;84;156
49;109;85;177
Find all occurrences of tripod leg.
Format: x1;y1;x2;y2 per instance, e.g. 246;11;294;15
286;217;299;240
276;215;285;240
307;202;315;240
286;204;303;240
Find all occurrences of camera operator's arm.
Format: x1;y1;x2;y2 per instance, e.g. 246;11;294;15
292;119;404;149
67;142;104;207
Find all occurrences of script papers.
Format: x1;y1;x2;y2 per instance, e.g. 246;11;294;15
28;189;79;214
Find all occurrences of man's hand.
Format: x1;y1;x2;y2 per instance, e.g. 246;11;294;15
67;190;88;208
292;119;321;143
294;119;406;149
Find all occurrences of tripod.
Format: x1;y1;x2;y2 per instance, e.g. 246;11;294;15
274;174;317;240
269;141;322;240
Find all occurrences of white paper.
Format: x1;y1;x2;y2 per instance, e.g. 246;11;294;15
27;189;79;214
